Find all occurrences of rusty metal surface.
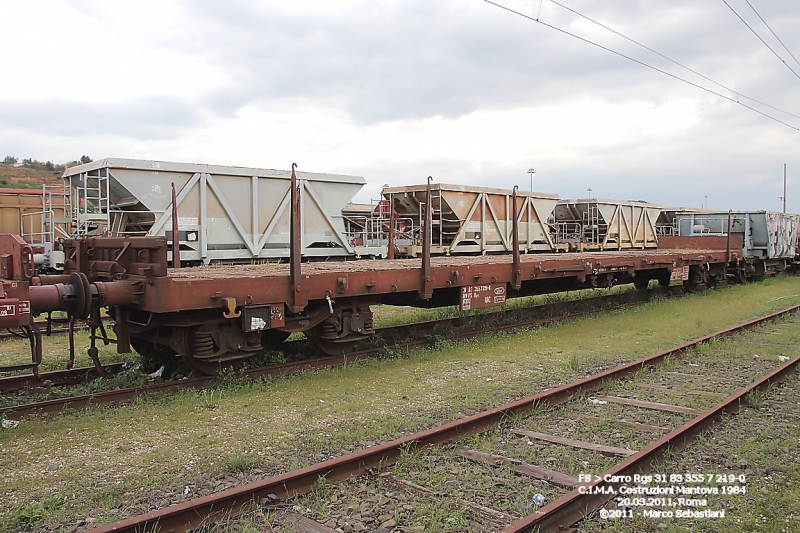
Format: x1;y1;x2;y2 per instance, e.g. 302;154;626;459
165;249;728;279
0;232;750;376
420;176;433;299
512;186;521;290
171;182;181;269
145;248;731;314
290;164;303;312
0;234;34;282
85;305;799;533
659;235;743;251
63;236;168;280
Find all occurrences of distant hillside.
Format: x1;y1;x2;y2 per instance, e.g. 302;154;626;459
0;156;91;189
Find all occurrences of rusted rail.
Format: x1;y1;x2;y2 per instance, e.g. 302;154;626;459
0;363;125;393
85;305;799;533
504;352;800;533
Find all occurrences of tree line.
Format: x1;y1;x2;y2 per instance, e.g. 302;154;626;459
2;155;92;173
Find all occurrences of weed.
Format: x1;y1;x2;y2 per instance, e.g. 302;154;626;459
393;444;424;476
660;354;678;372
224;453;253;474
413;500;468;532
744;389;765;409
4;273;800;529
200;389;223;409
567;353;580;371
430;335;450;351
376;346;403;360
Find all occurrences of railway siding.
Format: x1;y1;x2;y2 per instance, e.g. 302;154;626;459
0;275;798;531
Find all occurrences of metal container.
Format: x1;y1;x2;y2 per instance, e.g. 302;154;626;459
656;207;712;236
674;211;800;260
552;199;661;251
62;158;366;263
381;183;559;256
0;186;71;251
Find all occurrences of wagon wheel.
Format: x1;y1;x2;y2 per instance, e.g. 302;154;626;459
178;328;246;376
131;339;179;375
633;277;650;291
181;353;230;375
304;323;358;357
657;271;672;288
180;350;247;376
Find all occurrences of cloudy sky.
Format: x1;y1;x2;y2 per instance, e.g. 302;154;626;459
1;0;798;211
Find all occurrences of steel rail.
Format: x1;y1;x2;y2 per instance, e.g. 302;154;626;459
0;291;653;419
0;363;126;393
86;304;799;533
503;352;800;532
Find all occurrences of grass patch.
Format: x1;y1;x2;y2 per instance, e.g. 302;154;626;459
1;496;64;530
224;453;253;474
567;353;580;371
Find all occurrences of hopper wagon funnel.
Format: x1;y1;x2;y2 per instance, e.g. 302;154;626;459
381;183;559;256
62;158;365;264
552;199;662;251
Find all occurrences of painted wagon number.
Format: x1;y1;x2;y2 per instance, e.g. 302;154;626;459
670;266;690;281
460;283;507;311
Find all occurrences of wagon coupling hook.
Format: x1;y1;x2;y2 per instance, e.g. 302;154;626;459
221;297;241;319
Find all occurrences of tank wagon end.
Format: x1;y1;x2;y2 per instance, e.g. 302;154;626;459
671;210;799;279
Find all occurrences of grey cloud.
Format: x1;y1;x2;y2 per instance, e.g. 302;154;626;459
22;0;797;136
0;97;202;139
160;0;800;126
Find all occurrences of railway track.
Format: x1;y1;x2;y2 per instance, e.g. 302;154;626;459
0;287;669;419
0;320;72;341
0;363;126;394
83;304;800;533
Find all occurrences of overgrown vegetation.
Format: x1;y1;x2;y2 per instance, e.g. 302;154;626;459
0;154;92;188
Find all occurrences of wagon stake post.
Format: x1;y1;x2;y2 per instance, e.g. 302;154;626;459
420;176;433;299
171;182;181;269
512;185;521;290
289;163;304;313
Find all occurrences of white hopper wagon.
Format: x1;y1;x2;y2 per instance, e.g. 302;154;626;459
552;199;662;251
62;158;368;264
